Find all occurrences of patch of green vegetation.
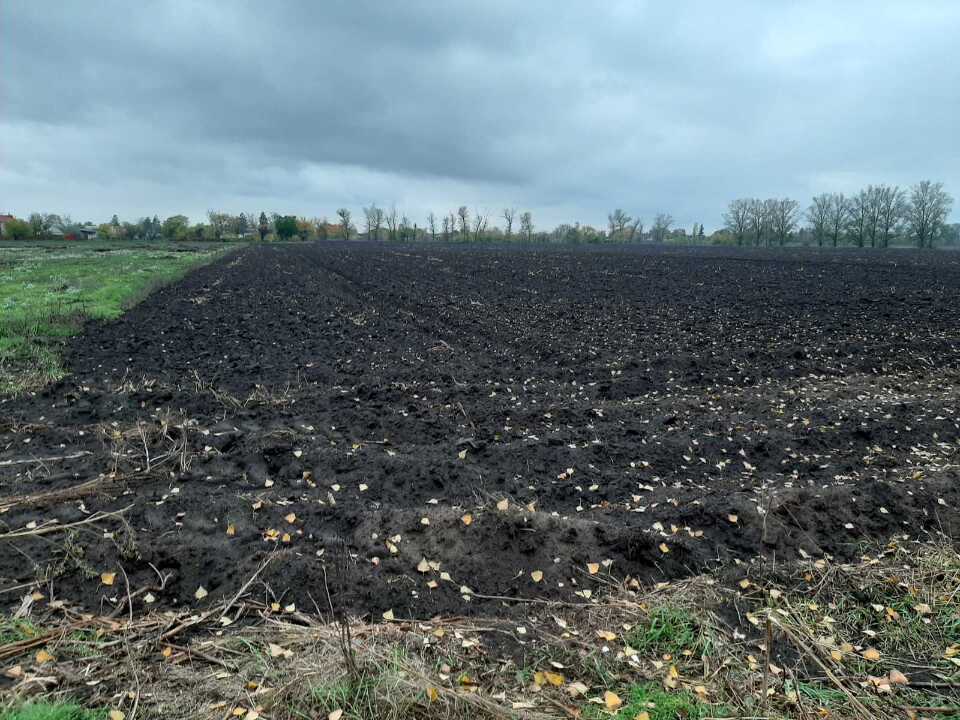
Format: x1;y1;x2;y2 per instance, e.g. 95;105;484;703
804;589;960;669
0;243;226;394
794;681;847;706
63;628;106;659
307;675;382;718
0;703;107;720
0;618;42;645
628;606;706;658
290;653;416;720
584;684;723;720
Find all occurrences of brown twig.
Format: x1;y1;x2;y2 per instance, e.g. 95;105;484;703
761;615;773;713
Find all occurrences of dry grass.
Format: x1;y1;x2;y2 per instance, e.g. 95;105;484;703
1;541;958;719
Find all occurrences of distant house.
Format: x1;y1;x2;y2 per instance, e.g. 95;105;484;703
56;223;96;241
0;213;15;236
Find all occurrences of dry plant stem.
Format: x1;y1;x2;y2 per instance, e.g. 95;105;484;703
761;615;773;713
321;562;358;680
775;621;880;720
219;553;276;620
0;505;133;538
904;708;960;714
0;451;92;467
0;477;111;512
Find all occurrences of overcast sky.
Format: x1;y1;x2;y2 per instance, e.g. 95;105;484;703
2;1;958;230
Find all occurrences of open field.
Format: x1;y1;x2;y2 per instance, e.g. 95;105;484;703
2;243;960;718
0;243;229;395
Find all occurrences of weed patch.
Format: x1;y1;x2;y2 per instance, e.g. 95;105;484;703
0;703;106;720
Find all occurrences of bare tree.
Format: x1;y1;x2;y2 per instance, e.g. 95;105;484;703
806;194;832;247
723;199;751;246
748;198;770;245
906;180;953;248
761;199;779;246
315;216;329;241
876;185;905;248
385;205;399;242
441;214;451;242
847;190;869;248
471;210;487;243
651;213;673;243
502;208;515;240
747;199;767;246
864;185;884;248
336;208;352;241
363;204;384;242
826;193;848;247
769;198;799;246
207;210;229;241
427;212;437;242
519;211;533;242
626;217;642;242
456;206;470;241
607;209;631;241
400;214;410;242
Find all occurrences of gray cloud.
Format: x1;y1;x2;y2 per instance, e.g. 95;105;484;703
2;0;958;229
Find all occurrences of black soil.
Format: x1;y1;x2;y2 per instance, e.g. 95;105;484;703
3;243;960;621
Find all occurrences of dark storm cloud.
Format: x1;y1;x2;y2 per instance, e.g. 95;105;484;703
2;1;959;228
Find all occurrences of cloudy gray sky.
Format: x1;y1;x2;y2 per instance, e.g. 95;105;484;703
2;1;958;230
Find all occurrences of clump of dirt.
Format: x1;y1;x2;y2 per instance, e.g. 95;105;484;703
2;243;960;623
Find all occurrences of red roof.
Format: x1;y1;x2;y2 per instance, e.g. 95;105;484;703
0;215;15;222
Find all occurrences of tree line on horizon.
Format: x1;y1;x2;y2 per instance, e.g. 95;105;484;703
723;180;954;249
3;180;955;248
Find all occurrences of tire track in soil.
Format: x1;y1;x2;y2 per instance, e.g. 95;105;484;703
1;242;960;626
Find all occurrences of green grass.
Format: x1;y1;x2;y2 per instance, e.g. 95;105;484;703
584;684;721;720
794;681;847;705
628;606;706;658
0;618;42;645
306;675;382;718
0;703;106;720
0;242;228;394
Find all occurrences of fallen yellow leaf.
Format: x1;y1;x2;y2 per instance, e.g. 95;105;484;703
35;649;54;664
100;572;116;586
604;691;622;710
889;669;909;685
268;643;292;659
543;671;565;687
